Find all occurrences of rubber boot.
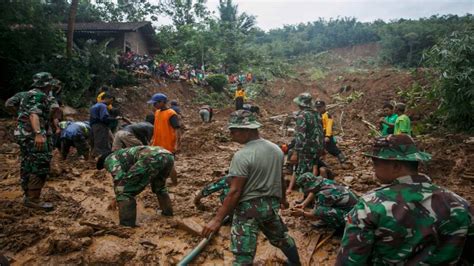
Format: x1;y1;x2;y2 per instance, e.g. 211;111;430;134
118;198;137;227
281;246;301;266
156;193;173;216
337;153;346;164
23;189;54;212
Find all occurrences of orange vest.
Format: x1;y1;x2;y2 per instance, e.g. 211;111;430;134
152;108;177;152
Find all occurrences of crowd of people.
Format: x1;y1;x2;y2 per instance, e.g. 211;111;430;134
5;72;474;265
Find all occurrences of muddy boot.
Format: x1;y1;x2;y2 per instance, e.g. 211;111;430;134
23;189;54;212
337;153;346;164
281;246;301;266
118;199;137;227
156;193;173;216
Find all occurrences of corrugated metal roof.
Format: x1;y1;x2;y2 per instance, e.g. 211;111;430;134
59;21;154;33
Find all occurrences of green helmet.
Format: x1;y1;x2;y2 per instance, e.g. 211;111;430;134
228;110;262;129
293;92;313;108
364;134;431;162
31;72;53;88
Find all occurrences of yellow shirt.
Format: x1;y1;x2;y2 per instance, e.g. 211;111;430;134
96;92;113;110
234;89;246;100
321;111;333;137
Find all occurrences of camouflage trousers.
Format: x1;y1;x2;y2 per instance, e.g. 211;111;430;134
18;137;52;192
107;153;174;202
313;206;349;229
295;153;318;178
231;197;296;265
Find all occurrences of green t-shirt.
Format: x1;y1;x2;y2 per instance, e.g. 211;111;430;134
394;114;411;135
228;138;283;203
381;114;398;136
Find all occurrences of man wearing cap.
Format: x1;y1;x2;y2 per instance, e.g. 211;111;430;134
96;145;175;226
148;93;181;185
6;72;59;211
290;172;357;232
336;134;474;265
291;93;324;179
201;110;301;265
314;100;346;163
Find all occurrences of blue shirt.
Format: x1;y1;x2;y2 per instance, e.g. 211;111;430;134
61;122;90;139
90;102;110;125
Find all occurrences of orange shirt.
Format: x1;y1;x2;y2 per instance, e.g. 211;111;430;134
151;108;177;153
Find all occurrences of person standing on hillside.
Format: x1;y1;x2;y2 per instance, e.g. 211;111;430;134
234;84;246;110
201;110;301;265
96;146;175;226
290;93;324;179
90;93;115;156
199;104;213;123
314;100;346;163
336;134;474;265
96;86;113;110
7;72;59;211
393;103;411;135
148;93;181;185
379;102;398;136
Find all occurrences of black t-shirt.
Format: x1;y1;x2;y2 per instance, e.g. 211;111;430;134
123;122;154;145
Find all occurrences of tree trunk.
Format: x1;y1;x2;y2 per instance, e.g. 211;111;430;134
66;0;79;58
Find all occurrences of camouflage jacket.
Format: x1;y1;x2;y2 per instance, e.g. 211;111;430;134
13;89;56;139
5;91;29;110
200;175;230;203
336;174;474;265
301;175;357;210
294;108;323;155
105;146;173;182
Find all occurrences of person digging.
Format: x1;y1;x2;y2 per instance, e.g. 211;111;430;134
97;146;175;227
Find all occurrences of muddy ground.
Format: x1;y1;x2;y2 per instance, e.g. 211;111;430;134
1;45;473;265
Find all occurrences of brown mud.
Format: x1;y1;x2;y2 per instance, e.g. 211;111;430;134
1;44;473;265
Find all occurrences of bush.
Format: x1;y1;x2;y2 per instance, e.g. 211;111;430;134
423;30;474;132
206;74;228;92
111;69;138;88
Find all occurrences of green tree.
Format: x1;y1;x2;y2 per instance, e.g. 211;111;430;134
424;30;474;131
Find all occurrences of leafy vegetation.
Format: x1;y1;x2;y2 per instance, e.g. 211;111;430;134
206;74;228;92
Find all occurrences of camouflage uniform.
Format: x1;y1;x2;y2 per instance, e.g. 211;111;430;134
104;146;174;202
227;110;300;265
200;175;230;203
293;93;324;178
336;135;474;265
10;74;57;193
296;173;358;228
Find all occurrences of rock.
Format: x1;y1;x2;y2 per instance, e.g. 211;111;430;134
80;237;93;247
62;105;78;115
343;176;355;183
88;239;136;265
68;225;94;238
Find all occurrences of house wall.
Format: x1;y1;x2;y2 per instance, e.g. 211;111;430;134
124;31;150;55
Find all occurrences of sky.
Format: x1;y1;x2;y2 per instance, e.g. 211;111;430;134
156;0;474;30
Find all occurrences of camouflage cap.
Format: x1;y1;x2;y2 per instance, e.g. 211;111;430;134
31;72;53;88
296;172;324;193
228;110;262;129
293;92;313;108
364;134;431;162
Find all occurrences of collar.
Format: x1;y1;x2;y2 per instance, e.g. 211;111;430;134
392;174;431;185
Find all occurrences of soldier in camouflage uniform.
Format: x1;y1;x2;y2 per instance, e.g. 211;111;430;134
336;134;474;265
291;173;358;230
290;93;324;179
6;72;59;211
201;110;301;265
96;146;175;227
193;175;230;208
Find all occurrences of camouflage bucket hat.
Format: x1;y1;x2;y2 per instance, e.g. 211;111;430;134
228;110;262;129
293;92;313;108
364;134;431;162
31;72;53;88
